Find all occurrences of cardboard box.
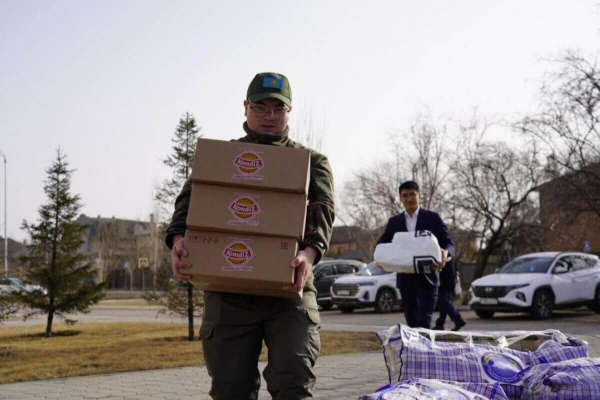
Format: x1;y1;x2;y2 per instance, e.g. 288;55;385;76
183;229;302;299
190;138;311;194
187;183;307;240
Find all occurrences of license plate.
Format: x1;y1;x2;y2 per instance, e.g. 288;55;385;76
480;298;498;305
337;290;350;295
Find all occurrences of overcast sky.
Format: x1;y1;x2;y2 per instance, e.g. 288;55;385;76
1;0;599;241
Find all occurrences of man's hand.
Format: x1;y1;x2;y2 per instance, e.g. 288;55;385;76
437;249;448;271
284;246;318;292
171;235;192;281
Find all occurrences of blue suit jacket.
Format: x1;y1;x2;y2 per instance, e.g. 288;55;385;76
376;208;454;287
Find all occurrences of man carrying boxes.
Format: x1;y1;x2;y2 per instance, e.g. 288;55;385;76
165;72;335;400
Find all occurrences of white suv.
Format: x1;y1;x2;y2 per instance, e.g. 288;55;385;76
331;262;402;313
313;259;366;311
469;252;600;320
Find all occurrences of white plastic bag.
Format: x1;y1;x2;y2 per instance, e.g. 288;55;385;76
374;230;442;274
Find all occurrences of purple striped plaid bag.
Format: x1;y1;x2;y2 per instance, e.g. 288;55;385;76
358;378;508;400
376;324;588;400
519;358;600;400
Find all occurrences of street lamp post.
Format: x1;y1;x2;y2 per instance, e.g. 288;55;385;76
0;150;6;277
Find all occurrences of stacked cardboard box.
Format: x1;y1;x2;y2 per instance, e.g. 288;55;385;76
183;138;310;299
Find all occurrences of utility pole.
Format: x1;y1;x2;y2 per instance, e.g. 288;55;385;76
0;149;6;277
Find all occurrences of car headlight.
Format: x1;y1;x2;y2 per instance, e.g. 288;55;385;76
357;281;376;286
506;284;530;292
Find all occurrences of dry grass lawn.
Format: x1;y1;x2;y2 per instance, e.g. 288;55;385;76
0;323;381;385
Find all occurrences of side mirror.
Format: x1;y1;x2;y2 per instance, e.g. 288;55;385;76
553;265;568;274
314;272;325;281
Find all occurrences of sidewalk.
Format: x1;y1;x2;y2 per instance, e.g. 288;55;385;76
0;352;387;400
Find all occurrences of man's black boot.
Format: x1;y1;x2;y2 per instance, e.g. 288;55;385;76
451;320;466;331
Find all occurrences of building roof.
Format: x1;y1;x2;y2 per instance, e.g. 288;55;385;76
76;213;159;256
77;214;154;237
0;237;25;249
537;162;600;191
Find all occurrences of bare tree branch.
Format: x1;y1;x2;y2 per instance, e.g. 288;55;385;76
520;52;600;217
449;119;545;279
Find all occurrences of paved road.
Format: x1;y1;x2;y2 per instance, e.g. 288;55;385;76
318;305;600;336
6;301;600;335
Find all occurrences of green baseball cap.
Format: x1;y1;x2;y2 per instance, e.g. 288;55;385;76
247;72;292;106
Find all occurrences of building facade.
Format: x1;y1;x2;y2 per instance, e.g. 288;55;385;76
538;166;600;255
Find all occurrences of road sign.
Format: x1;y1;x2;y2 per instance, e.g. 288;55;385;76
138;257;149;269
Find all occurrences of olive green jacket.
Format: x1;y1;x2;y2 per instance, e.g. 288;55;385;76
164;123;335;294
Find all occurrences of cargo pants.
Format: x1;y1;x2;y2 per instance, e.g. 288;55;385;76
199;290;321;400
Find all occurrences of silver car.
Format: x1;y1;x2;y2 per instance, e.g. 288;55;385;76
313;260;366;310
0;277;46;295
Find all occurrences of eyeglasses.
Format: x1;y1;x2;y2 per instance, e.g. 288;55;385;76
248;103;290;118
400;192;418;199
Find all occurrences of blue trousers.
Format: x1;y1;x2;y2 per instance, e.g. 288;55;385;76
397;274;438;329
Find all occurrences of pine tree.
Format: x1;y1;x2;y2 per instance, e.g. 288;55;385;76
0;291;18;324
147;112;203;341
156;112;200;216
19;149;104;337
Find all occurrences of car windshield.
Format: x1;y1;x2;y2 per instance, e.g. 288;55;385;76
498;257;554;274
0;278;23;287
356;263;390;276
313;264;325;273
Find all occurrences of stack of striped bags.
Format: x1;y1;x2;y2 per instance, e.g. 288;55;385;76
359;324;599;399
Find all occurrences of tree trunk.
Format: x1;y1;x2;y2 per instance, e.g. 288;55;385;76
473;247;494;280
473;226;505;280
46;309;54;338
187;282;194;341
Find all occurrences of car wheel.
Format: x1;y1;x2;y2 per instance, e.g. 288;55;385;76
375;289;395;313
339;306;355;314
531;289;554;320
592;286;600;314
475;310;495;319
320;304;333;311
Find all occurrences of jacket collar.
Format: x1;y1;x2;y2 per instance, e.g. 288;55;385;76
405;206;420;220
401;207;426;231
243;122;292;146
